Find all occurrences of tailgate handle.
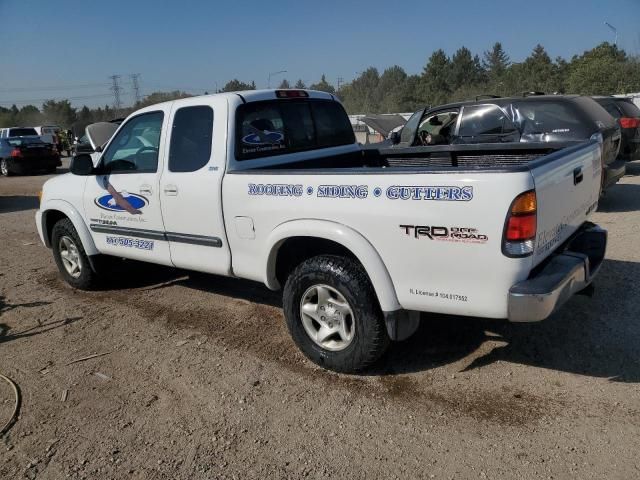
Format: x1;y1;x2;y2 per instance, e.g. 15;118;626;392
573;167;583;185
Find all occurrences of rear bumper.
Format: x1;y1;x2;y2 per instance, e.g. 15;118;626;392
7;156;59;173
603;159;626;189
508;225;607;322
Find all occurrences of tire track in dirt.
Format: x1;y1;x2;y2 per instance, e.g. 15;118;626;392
39;270;562;427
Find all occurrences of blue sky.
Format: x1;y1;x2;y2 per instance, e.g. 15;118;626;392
1;0;639;107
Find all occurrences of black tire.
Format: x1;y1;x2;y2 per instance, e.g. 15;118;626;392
283;255;389;373
51;218;98;290
0;158;12;177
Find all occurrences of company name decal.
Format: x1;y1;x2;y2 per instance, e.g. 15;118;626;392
400;225;488;243
387;186;473;201
248;183;303;197
95;192;148;213
317;185;368;199
246;183;473;201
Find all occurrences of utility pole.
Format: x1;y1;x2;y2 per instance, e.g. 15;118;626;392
109;74;123;114
130;73;142;105
337;77;344;91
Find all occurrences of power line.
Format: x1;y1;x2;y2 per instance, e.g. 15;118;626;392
0;93;113;106
0;82;111;93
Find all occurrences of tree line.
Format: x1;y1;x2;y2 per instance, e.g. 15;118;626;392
1;41;639;135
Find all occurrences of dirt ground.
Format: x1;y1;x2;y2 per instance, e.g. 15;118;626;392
1;160;639;479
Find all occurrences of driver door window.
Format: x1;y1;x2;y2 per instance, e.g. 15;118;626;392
102;111;164;173
417;110;459;145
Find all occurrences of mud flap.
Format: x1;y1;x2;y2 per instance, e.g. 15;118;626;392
384;310;420;341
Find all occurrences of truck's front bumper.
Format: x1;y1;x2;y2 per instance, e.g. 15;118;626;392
508;225;607;322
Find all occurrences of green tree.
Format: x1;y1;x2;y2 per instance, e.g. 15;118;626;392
135;91;192;109
220;79;256;92
567;42;640;94
377;65;408;113
16;105;42;126
419;49;451;107
309;74;336;94
483;42;510;80
294;79;306;89
41;100;76;128
278;79;291;89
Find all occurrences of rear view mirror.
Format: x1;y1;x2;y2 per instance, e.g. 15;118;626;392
70;154;95;176
389;131;401;145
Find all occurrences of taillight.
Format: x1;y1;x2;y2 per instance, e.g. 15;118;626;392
10;148;22;158
275;90;309;98
619;117;640;129
503;190;537;257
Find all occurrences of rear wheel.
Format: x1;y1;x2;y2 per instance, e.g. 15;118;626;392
0;158;11;177
51;218;98;290
283;255;389;373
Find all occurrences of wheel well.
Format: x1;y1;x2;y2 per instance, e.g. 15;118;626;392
274;237;358;287
43;210;68;245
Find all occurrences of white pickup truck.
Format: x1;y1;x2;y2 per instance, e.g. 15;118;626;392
36;89;607;372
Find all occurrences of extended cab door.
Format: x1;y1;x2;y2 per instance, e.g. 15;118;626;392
82;109;172;265
159;97;231;275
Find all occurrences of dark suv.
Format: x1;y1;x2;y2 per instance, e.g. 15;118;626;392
593;96;640;161
394;94;624;190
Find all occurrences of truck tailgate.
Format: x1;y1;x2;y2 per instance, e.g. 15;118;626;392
531;141;602;266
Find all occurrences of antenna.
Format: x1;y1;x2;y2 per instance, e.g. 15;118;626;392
130;73;142;105
109;74;123;113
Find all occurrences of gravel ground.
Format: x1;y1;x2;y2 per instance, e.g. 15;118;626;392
0;159;639;479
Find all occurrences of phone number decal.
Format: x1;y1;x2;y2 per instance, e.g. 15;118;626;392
106;236;154;251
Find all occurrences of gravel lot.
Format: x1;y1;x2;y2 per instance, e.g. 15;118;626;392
1;159;639;479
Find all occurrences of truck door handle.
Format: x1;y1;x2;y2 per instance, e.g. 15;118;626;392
139;185;153;195
573;167;583;185
164;185;178;196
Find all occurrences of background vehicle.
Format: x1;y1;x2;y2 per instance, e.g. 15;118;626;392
36;90;605;373
394;95;623;191
0;136;60;176
593;96;640;161
0;127;39;138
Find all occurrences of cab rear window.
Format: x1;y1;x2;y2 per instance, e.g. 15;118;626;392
236;100;354;160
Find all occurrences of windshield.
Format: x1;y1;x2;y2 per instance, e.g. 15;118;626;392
7;137;45;146
9;128;38;137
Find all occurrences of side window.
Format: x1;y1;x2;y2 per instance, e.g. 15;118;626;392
310;101;354;146
602;102;621;118
459;105;511;137
102;111;163;173
169;106;214;172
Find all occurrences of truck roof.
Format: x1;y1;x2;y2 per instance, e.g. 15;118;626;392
136;89;337;111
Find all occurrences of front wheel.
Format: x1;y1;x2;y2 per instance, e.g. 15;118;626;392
283;255;389;373
51;218;98;290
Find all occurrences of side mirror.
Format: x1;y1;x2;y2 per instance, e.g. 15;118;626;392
389;131;401;145
70;154;95;176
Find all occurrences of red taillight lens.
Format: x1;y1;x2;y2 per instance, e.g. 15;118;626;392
619;117;640;129
506;214;537;241
503;190;537;257
10;148;22;157
275;90;309;98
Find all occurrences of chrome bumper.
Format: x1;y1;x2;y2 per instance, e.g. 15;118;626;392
508;225;607;322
